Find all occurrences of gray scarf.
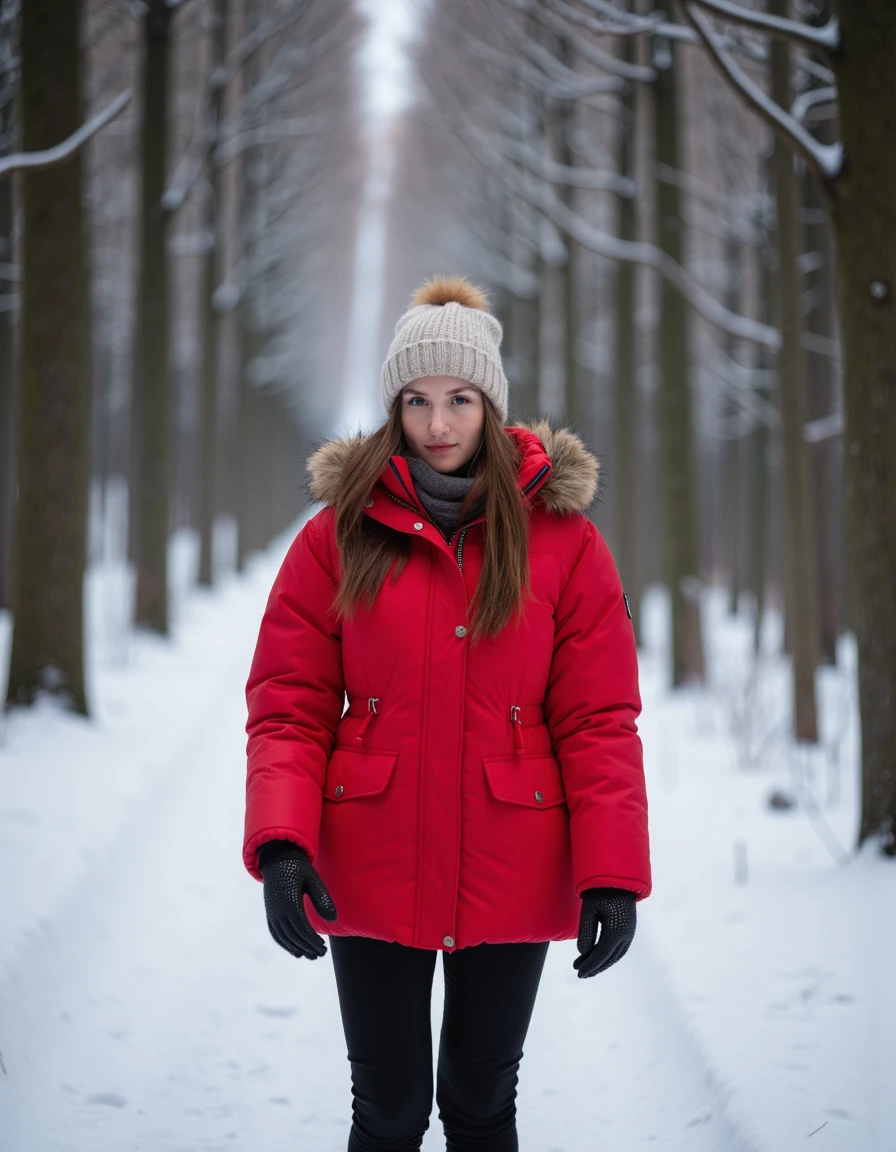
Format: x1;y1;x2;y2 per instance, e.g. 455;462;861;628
406;456;483;540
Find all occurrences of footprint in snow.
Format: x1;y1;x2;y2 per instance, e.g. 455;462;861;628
85;1091;127;1107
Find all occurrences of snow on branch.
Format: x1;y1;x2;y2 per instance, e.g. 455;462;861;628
427;70;781;351
161;121;213;215
682;4;843;182
791;85;837;124
803;410;843;443
498;134;635;196
573;0;694;42
211;0;308;93
689;0;840;53
0;89;132;180
529;6;657;82
548;0;664;39
539;179;782;349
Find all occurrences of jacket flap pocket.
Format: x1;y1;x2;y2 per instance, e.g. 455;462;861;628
482;755;566;809
324;747;397;801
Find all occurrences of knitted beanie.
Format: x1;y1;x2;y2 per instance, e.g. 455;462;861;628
381;275;509;422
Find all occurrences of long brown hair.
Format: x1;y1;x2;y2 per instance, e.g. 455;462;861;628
332;399;530;640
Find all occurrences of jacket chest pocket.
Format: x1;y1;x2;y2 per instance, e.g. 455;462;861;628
324;747;398;802
482;754;566;809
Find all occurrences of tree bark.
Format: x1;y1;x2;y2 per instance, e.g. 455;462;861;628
829;0;896;852
130;0;173;633
770;0;819;742
6;0;89;712
723;233;743;617
197;0;229;587
803;0;842;664
612;17;641;641
556;38;580;432
0;67;15;612
750;209;775;655
653;27;705;685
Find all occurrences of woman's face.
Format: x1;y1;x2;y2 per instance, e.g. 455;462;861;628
399;376;486;473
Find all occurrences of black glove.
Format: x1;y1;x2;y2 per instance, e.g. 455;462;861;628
257;840;338;960
574;887;637;978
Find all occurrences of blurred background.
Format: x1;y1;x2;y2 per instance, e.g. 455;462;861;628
0;2;894;1149
1;1;875;747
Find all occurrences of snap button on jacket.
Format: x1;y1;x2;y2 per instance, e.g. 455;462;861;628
243;422;651;951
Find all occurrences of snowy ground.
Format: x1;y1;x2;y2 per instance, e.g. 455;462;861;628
0;515;893;1151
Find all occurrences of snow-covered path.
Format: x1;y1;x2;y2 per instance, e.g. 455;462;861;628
0;533;749;1152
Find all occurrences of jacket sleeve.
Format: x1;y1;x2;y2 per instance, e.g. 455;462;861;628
544;518;651;899
242;511;344;880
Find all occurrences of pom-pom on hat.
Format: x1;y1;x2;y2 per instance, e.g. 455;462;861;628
381;274;509;422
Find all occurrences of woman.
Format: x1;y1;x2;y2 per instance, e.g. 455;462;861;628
243;275;651;1152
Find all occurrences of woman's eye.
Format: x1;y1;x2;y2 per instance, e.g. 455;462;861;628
453;396;469;405
407;396;425;406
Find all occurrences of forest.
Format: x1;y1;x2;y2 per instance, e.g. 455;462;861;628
0;3;894;1148
3;0;890;849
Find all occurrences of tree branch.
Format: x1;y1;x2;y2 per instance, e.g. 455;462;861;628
689;0;839;53
211;0;309;93
548;0;664;40
791;84;837;124
424;69;781;351
0;89;132;179
682;3;843;182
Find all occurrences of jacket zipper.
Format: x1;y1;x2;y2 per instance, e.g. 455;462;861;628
385;491;438;528
384;492;470;569
379;462;548;571
455;527;469;571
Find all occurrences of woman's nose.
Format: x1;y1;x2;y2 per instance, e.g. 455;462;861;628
429;408;449;434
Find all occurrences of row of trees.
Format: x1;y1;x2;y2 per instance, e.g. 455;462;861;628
382;0;893;853
1;1;361;707
1;0;892;855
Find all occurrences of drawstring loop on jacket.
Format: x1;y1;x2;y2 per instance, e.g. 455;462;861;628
510;705;526;754
355;697;379;743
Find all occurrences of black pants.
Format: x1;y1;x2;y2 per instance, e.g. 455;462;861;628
330;936;550;1152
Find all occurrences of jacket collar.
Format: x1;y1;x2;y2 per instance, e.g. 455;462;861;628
306;419;599;515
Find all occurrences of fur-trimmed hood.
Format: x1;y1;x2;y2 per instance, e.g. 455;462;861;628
307;419;599;515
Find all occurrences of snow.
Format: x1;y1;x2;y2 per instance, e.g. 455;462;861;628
1;520;893;1150
683;3;844;182
688;0;840;54
0;90;132;180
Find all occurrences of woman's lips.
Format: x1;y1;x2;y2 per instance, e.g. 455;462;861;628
426;444;456;453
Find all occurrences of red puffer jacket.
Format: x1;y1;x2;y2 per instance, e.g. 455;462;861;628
243;422;651;951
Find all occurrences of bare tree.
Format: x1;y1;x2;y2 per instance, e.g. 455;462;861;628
769;0;819;740
678;0;895;849
6;0;90;711
0;0;18;613
195;0;229;588
652;25;705;685
129;0;176;634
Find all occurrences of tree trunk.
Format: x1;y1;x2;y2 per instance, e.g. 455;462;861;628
556;38;580;432
750;217;775;655
830;0;896;853
802;4;841;665
653;29;705;686
130;0;173;633
723;234;743;617
804;183;841;665
750;418;769;655
197;0;229;587
6;0;89;712
234;326;257;572
0;75;15;612
612;19;641;641
770;2;819;742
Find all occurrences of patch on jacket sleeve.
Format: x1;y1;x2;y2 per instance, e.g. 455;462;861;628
623;591;633;620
